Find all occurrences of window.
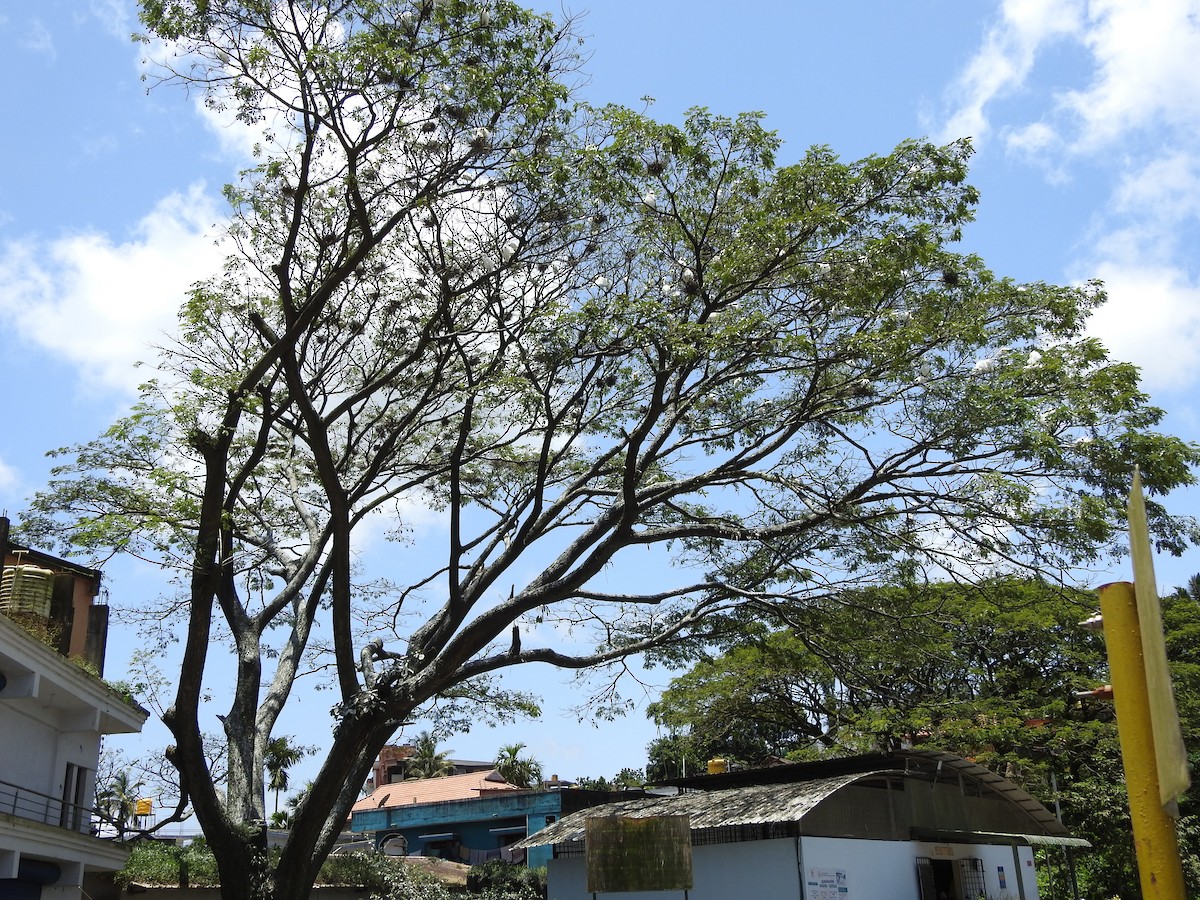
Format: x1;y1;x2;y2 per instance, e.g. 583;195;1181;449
915;858;936;900
60;763;89;832
958;857;986;899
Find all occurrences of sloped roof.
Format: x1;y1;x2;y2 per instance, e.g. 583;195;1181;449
515;774;864;847
352;769;519;812
517;750;1079;849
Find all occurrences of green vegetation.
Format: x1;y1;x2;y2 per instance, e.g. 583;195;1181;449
646;577;1200;899
406;732;455;780
493;743;543;789
575;768;645;791
116;839;221;889
118;843;543;900
464;860;546;899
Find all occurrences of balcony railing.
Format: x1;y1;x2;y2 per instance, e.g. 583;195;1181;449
0;779;92;835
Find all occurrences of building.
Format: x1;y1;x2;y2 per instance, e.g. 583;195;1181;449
0;520;148;900
516;750;1089;900
364;744;495;792
351;764;638;869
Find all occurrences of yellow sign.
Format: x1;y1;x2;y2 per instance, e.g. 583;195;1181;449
135;798;153;817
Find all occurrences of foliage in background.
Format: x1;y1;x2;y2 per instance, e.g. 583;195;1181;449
115;839;222;889
405;732;456;779
118;845;544;900
574;768;645;791
645;578;1200;899
95;770;146;841
494;743;542;788
464;859;546;899
265;736;315;814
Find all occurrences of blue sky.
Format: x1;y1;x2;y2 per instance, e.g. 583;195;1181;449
2;0;1200;802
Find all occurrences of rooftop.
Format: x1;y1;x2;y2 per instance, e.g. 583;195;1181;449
352;769;519;812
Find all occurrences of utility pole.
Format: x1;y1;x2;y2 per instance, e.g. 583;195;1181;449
1095;468;1190;899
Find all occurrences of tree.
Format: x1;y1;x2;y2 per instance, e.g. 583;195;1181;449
404;731;454;779
645;733;707;784
575;767;643;790
647;579;1112;764
19;2;1200;899
494;742;542;788
612;766;644;789
95;769;146;840
264;736;312;814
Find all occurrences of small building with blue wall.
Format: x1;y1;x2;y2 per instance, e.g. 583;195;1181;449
351;774;636;869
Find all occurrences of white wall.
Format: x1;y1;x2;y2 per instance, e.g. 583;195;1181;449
909;839;1038;900
0;703;60;796
802;836;1039;900
800;836;921;900
548;837;1042;900
548;838;803;900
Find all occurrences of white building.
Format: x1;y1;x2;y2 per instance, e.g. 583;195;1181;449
517;750;1089;900
1;528;148;900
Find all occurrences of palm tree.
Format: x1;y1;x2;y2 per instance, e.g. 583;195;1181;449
404;732;454;779
494;743;542;789
95;770;144;839
264;736;307;814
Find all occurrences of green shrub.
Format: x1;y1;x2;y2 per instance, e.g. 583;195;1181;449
119;842;468;899
316;852;452;900
115;838;221;888
464;859;546;899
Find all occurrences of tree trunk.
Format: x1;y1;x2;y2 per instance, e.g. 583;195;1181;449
256;709;401;900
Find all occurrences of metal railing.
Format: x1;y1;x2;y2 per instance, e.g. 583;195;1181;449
0;779;92;835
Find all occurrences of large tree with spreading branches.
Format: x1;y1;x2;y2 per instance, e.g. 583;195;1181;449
19;2;1200;899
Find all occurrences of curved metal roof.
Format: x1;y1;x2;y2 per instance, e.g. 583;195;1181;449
516;749;1077;849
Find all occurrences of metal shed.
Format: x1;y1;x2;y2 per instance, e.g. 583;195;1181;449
517;750;1087;900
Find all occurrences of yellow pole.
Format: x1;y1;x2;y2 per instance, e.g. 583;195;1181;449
1098;581;1187;900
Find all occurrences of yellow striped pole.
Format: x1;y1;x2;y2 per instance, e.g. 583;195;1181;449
1098;580;1186;900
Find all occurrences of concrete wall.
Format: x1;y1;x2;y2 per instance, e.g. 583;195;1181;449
802;836;1039;900
548;838;803;900
547;836;1042;900
799;836;921;900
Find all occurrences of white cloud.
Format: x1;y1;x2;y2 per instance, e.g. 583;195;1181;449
0;183;226;398
1061;0;1200;151
942;0;1200;156
0;455;18;496
87;0;132;40
1079;149;1200;390
1085;262;1200;391
22;19;55;62
936;0;1084;145
941;1;1200;394
1110;151;1200;226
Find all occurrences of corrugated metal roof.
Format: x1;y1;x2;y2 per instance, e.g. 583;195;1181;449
912;828;1092;849
516;750;1077;850
516;773;865;848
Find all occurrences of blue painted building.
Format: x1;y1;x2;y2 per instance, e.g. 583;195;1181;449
351;783;637;869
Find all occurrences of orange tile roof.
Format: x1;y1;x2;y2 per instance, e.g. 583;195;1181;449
352;769;519;812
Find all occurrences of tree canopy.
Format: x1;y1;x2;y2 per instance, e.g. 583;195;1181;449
18;2;1200;899
403;731;455;779
493;742;542;788
647;579;1107;769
